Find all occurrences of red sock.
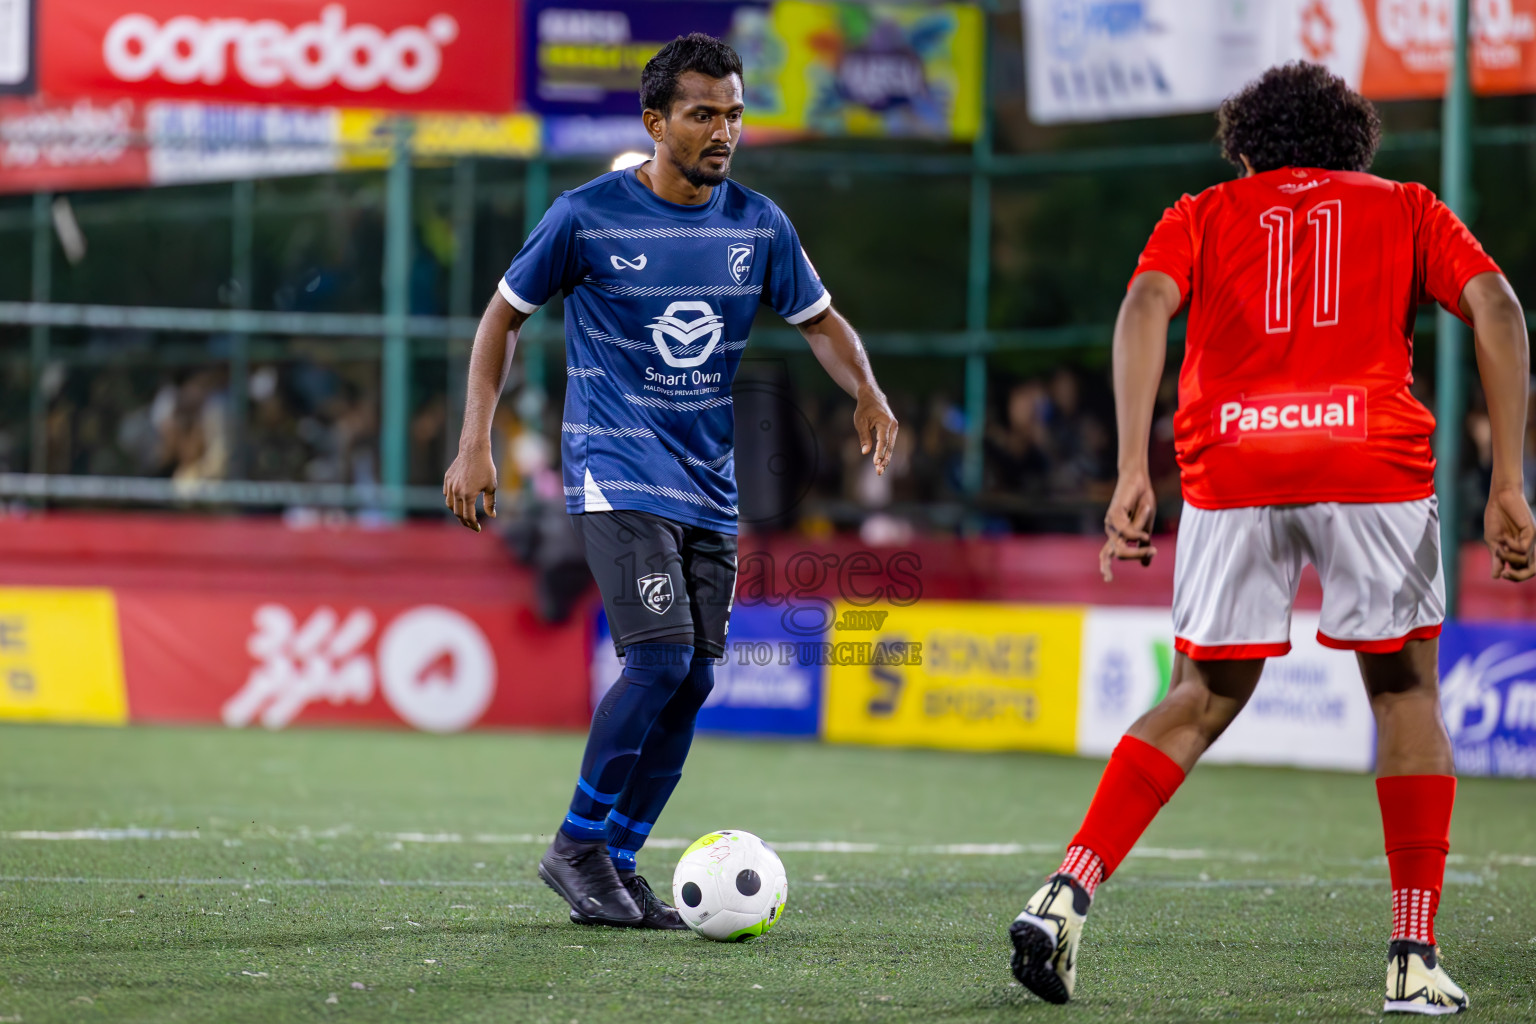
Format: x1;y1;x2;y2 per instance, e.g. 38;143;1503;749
1377;774;1455;946
1057;735;1186;894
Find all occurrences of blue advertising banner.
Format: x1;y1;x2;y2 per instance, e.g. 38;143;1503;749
523;0;763;117
592;603;823;737
1440;621;1536;778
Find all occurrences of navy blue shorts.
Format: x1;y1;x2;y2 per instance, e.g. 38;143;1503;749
571;509;737;660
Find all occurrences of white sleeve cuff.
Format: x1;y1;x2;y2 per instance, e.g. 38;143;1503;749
498;277;540;314
784;290;832;326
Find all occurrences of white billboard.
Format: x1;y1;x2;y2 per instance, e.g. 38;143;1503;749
1077;606;1377;771
1023;0;1369;124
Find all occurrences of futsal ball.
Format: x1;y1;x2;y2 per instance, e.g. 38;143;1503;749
672;830;788;941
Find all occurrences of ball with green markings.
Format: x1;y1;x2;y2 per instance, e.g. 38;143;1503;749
672;830;788;941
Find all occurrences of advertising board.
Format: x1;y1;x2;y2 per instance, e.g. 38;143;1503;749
40;0;517;113
592;603;823;737
1440;620;1536;777
823;600;1082;753
1024;0;1536;124
118;591;589;732
1077;606;1377;771
0;586;128;725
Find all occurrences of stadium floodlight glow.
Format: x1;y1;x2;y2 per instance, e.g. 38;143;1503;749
611;151;650;172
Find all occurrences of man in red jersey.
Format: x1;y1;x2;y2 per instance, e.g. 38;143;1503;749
1009;63;1534;1015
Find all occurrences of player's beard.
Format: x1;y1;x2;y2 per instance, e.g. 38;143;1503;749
678;145;733;187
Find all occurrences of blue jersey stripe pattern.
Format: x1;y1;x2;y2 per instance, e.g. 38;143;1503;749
501;170;828;533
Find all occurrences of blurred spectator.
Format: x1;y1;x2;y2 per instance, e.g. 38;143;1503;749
31;345;1534;542
910;392;965;502
986;379;1051;494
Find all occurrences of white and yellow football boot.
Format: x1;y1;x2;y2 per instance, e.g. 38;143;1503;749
1384;940;1468;1015
1009;874;1091;1004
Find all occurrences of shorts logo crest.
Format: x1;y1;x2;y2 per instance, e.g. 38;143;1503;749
637;573;674;615
727;243;753;285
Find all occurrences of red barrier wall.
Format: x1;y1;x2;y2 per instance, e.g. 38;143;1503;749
1;512;1528;734
0;512;593;731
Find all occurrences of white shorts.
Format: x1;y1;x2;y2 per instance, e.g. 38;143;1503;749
1172;498;1445;660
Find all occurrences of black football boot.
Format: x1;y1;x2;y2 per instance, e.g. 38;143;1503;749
537;832;642;925
570;873;689;930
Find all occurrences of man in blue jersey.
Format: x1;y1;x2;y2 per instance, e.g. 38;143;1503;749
443;33;899;928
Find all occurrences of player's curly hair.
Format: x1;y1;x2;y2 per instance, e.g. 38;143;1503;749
1217;62;1381;174
640;33;743;115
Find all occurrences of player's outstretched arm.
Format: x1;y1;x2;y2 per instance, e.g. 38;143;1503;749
1462;272;1536;581
796;306;899;476
443;292;531;532
1101;271;1181;582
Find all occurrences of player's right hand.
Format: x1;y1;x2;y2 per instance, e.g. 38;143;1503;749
1100;470;1157;582
443;445;498;533
1484;486;1536;582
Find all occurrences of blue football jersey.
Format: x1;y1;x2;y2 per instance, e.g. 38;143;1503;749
499;168;829;534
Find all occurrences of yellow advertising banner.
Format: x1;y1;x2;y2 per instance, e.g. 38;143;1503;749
0;588;128;725
739;1;985;141
338;111;543;168
823;601;1083;753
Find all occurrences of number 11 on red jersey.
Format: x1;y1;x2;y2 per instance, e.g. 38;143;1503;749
1261;200;1343;334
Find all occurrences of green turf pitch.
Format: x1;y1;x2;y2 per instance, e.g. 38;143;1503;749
2;726;1535;1023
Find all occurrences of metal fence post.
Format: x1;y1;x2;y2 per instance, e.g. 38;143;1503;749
1434;0;1472;616
520;158;550;435
446;157;477;468
381;119;414;509
29;191;52;474
961;41;993;500
228;177;255;479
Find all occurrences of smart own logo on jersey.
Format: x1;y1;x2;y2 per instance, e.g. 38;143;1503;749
648;301;724;369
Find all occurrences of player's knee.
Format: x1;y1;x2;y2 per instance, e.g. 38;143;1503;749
1159;676;1242;741
1360;642;1439;700
624;640;696;693
675;654;716;713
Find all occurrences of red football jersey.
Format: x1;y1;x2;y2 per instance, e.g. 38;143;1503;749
1132;167;1500;509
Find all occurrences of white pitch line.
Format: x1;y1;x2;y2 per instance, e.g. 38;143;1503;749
0;829;202;840
4;829;1535;869
0;875;1473;892
0;876;541;888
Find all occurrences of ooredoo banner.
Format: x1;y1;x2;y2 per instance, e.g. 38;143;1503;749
0;96;150;192
40;0;517;113
1077;607;1377;772
116;591;589;732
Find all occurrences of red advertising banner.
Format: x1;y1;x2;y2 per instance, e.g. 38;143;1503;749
117;591;590;732
1358;0;1536;99
0;96;151;192
39;0;517;113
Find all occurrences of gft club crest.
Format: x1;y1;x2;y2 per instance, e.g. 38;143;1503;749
647;301;724;368
637;573;674;615
727;243;753;285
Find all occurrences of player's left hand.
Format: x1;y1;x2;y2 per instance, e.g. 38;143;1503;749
1101;469;1157;582
1484;486;1536;582
854;387;899;476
